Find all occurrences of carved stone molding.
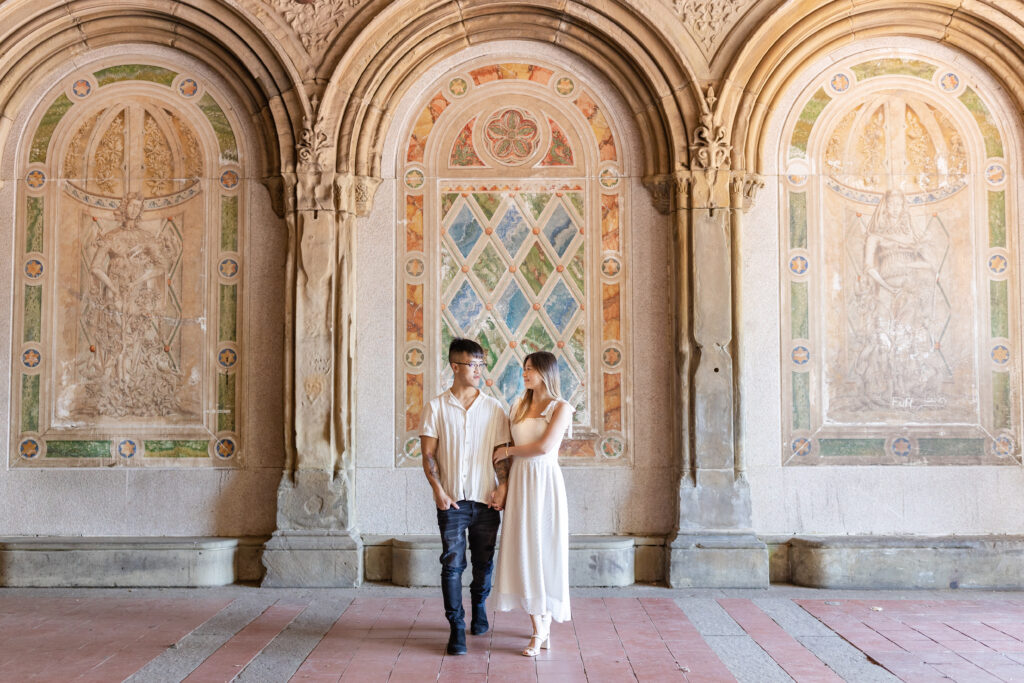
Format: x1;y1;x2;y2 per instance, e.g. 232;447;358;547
265;0;361;60
690;86;732;209
642;173;673;214
671;0;756;60
731;171;764;212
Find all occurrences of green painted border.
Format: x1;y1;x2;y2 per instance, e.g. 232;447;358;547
792;371;810;431
789;87;829;159
989;190;1006;248
991;280;1009;338
917;438;985;457
959;87;1004;158
819;438;886;457
218;373;236;433
221;196;238;251
46;440;111;458
23;285;42;343
790;282;809;339
994;371;1011;430
789;192;807;249
198;93;238;162
219;284;237;342
143;440;209;458
851;58;936;81
20;374;39;433
26;197;43;253
94;64;177;87
29;94;73;164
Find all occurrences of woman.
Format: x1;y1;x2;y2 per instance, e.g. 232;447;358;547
491;351;573;656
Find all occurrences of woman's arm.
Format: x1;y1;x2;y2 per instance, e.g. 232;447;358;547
502;402;573;459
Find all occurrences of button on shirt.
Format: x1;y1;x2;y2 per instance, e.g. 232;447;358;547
420;389;511;504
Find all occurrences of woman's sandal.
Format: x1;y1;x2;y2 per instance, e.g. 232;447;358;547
521;614;552;657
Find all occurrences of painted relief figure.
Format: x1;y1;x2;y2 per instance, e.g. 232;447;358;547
846;190;948;410
78;193;185;416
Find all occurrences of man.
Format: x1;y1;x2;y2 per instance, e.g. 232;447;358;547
420;338;511;655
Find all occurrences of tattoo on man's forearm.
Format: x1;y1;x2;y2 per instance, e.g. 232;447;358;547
494;458;510;484
426;454;440;480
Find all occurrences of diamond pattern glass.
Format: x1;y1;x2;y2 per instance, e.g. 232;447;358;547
472;243;505;293
495;204;530;258
521;241;554;295
448;204;483;258
496;280;530;334
449;280;483;331
544;280;578;333
543;203;576;257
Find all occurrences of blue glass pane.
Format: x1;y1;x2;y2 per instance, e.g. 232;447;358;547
449;205;483;258
495;280;530;334
557;354;579;400
449;280;483;332
498;361;525;407
495;204;530;258
542;203;576;258
543;280;578;334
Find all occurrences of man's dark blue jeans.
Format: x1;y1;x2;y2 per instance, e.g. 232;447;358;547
437;500;501;628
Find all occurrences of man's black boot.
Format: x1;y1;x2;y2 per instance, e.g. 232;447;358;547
446;624;467;655
470;603;489;635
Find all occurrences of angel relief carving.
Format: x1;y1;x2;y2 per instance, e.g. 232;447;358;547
72;193;193;418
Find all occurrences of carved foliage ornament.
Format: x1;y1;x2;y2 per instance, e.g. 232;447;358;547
672;0;755;58
268;0;361;58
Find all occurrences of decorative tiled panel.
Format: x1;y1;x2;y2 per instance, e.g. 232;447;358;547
11;64;244;467
397;60;630;466
781;53;1019;465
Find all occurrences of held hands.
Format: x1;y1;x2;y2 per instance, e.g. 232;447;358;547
492;444;509;464
489;483;508;511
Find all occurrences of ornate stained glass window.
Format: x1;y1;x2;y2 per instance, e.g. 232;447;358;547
397;61;630;466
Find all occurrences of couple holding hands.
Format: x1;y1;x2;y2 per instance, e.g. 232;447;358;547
420;338;573;657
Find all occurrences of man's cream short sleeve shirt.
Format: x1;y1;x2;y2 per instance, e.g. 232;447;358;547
420;390;511;504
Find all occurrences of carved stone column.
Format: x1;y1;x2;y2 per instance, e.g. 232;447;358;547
666;90;768;588
262;120;373;587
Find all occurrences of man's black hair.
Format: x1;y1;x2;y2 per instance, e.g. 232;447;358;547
448;338;484;362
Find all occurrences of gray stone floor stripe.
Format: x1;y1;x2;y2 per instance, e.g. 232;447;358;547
677;598;792;682
675;597;745;636
753;597;837;637
235;597;352;682
797;635;901;683
703;635;794;683
125;594;278;683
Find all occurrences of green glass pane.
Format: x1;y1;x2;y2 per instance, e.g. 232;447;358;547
993;371;1011;430
521;192;552;221
218;373;236;433
792;371;810;431
959;88;1004;158
850;58;936;81
441;193;459;219
198;93;238;162
989;191;1006;248
472;193;501;221
46;441;111;458
478;316;507;372
472;243;504;293
221;196;238;252
21;374;39;433
568;245;585;296
520;242;553;295
789;192;807;249
791;282;808;339
94;64;177;87
144;440;208;458
819;439;886;457
29;94;73;163
991;281;1008;338
790;88;828;158
917;438;985;457
26;197;43;253
522;318;554;353
567;192;584;219
440;244;458;294
220;284;237;342
569;324;585;368
24;285;42;344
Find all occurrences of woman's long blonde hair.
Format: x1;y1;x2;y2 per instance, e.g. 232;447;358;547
511;351;561;423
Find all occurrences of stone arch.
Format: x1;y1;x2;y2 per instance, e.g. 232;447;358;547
720;1;1024;177
317;0;703;196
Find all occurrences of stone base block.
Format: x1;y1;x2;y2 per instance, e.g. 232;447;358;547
0;537;237;587
790;536;1024;589
390;535;637;587
261;530;363;587
669;534;768;588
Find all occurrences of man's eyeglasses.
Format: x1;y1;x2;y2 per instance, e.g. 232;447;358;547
452;361;486;369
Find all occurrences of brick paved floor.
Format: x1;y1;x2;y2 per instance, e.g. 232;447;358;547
1;585;1023;681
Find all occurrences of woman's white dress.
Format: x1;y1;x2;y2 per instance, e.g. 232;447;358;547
493;399;571;622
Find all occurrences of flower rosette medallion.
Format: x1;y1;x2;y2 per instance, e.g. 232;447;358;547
484;109;540;165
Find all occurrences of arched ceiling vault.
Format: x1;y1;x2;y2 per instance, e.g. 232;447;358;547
721;0;1024;175
0;0;309;182
319;0;703;184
